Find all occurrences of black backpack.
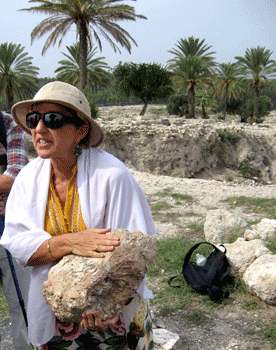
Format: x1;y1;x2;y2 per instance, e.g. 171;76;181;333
169;242;230;301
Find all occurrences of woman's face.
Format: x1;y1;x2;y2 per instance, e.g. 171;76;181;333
29;102;87;161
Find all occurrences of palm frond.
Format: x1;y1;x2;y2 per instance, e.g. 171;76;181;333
55;41;110;90
0;42;39;110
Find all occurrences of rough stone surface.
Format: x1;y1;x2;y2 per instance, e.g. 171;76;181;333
224;238;272;278
42;229;157;323
153;328;180;350
204;209;249;245
243;254;276;305
244;218;276;240
100;115;275;182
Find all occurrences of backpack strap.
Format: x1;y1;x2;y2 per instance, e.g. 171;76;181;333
168;274;181;288
182;242;224;271
0;111;7;166
168;242;227;288
183;242;228;285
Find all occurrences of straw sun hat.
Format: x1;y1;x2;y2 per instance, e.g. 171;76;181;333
11;81;104;147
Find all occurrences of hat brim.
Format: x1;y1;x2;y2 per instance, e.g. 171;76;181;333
12;98;104;147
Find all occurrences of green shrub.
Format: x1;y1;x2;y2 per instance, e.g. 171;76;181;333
155;188;172;196
240;96;273;123
239;162;262;179
216;129;240;144
0;287;9;320
186;309;209;325
171;193;193;201
226;175;234;182
259;320;276;346
216;97;244;116
90;103;99;119
83;87;100;119
265;237;276;254
152;201;171;211
223;196;276;219
263;156;270;167
148;106;166;115
167;94;188;117
222;225;245;244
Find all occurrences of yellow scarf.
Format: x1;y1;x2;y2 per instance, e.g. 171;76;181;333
44;165;87;236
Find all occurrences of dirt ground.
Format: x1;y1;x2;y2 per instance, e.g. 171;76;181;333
126;166;276;349
138;174;276;350
151;300;276;350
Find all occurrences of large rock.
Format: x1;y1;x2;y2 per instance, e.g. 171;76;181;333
244;218;276;240
204;210;249;245
224;238;272;277
243;254;276;305
153;328;180;350
42;229;157;323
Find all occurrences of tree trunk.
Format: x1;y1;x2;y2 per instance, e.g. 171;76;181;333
253;89;259;123
6;85;14;113
188;86;195;119
202;104;208;119
79;21;88;91
223;84;228;120
140;100;148;116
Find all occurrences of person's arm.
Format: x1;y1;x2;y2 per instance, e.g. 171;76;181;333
0;174;14;195
2;113;29;185
27;228;120;266
0;114;29;215
0;175;14;216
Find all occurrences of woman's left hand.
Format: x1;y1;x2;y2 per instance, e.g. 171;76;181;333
80;311;119;332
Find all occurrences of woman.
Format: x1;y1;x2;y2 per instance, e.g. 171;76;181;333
0;81;156;349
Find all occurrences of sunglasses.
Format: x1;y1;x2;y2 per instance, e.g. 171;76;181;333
26;112;76;130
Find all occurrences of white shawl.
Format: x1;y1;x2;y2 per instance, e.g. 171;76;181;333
0;148;156;346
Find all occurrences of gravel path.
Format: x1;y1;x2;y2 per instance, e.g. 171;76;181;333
129;167;276;240
131;168;276;207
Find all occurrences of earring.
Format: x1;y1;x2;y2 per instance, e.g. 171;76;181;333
73;145;83;157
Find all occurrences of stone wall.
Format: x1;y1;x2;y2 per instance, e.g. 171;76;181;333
26;107;276;184
100;116;276;183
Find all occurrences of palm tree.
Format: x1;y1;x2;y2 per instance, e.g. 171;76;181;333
196;89;217;119
235;46;276;122
0;42;39;112
215;62;245;119
55;42;110;91
167;37;216;118
21;0;147;90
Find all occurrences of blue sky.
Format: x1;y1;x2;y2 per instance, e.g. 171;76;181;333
1;0;276;77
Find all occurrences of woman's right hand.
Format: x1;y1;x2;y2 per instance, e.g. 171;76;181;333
66;228;120;258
